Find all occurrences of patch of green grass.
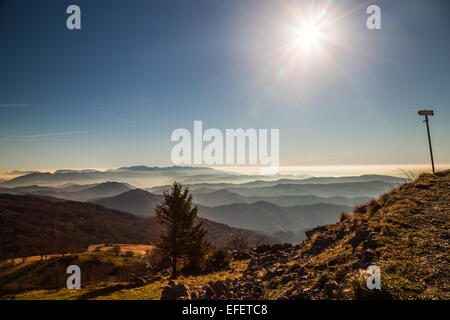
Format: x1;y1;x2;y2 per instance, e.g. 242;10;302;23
101;259;250;300
9;259;250;300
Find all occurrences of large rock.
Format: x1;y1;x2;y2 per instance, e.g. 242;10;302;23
208;280;229;297
161;280;191;300
231;249;253;260
324;280;339;298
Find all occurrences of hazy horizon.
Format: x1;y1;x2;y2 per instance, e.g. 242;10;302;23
1;163;449;183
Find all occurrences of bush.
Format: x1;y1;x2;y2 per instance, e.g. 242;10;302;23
354;205;367;214
368;199;381;214
205;248;231;272
338;212;352;222
146;248;171;274
109;245;121;256
123;251;134;257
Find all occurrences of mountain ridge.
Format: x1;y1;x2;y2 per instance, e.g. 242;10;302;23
0;193;276;260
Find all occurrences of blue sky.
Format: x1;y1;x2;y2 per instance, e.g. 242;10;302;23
0;0;449;171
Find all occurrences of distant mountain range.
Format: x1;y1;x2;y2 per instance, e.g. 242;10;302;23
86;189;351;235
0;194;276;260
0;166;219;188
149;174;405;194
192;189;369;207
0;182;132;202
0;166;310;188
198;201;351;233
222;181;397;198
0;173;405;244
1;166;405;190
151;181;397;199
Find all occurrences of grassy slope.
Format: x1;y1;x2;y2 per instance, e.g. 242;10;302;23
270;170;449;299
3;255;249;300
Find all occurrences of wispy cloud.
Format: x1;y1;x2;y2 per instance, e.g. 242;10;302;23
0;104;33;107
0;130;95;142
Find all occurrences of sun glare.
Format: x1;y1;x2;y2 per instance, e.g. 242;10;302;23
274;1;349;79
296;23;321;48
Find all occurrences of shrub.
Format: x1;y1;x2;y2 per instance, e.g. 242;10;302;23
287;261;301;272
205;248;232;272
123;251;134;257
146;248;171;274
338;212;352;222
368;199;381;214
109;245;121;256
354;205;367;214
91;254;101;264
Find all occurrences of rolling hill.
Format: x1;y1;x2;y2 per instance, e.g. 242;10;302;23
35;181;133;201
92;189;163;215
0;182;132;201
87;189;351;235
0;194;276;260
198;201;352;233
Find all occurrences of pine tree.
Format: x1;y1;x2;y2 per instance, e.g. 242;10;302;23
155;182;208;279
185;221;209;274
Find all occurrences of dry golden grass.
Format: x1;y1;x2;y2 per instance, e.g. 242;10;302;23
97;244;156;257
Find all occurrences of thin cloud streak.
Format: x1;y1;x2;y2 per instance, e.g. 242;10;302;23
0;130;95;142
0;104;33;107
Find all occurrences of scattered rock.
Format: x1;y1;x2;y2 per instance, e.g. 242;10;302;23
161;280;191;300
324;280;339;298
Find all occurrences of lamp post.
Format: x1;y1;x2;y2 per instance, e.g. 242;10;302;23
418;110;435;173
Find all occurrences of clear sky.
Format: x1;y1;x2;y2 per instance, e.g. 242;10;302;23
0;0;449;172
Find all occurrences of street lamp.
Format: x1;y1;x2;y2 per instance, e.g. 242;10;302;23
418;109;435;173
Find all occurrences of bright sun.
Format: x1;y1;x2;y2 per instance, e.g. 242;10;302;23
275;3;337;79
296;23;321;48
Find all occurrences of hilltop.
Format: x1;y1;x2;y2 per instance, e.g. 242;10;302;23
91;189;163;215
